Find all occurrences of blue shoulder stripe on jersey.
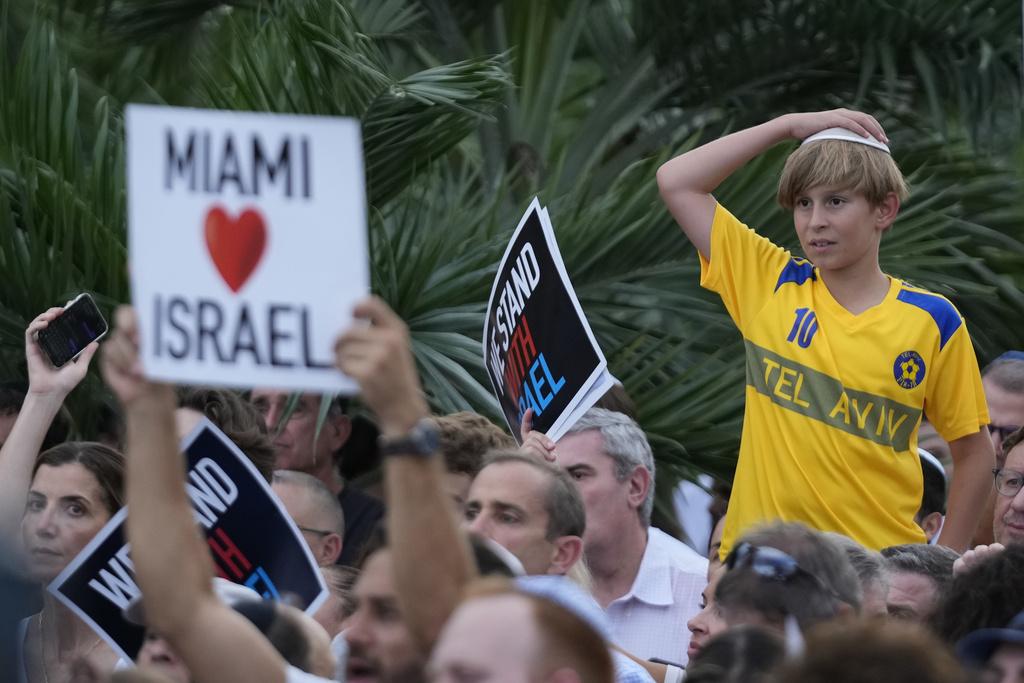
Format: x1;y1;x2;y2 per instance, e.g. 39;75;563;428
896;288;962;350
774;259;816;292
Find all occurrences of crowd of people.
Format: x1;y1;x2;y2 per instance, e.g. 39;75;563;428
2;108;1024;683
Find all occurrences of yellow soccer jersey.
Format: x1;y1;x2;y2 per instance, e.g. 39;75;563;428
703;204;989;558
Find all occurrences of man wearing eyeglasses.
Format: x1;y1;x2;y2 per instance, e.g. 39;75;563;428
976;353;1024;546
272;470;345;566
993;428;1024;547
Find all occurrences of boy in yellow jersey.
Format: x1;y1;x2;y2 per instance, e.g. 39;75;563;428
657;109;995;558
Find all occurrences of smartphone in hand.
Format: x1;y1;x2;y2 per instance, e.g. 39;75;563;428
33;294;109;368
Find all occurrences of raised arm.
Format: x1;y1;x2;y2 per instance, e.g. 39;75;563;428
101;307;287;683
0;308;97;556
656;109;888;260
939;427;996;553
335;296;475;654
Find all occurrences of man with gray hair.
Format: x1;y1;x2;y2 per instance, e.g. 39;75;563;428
272;470;346;566
524;407;708;666
716;522;862;631
828;532;889;617
880;543;959;622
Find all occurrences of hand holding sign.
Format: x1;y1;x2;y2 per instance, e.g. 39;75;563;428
334;296;428;437
483;199;617;442
519;409;558;462
101;306;173;410
127;105;368;393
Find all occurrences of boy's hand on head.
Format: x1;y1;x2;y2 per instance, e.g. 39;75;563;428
334;296;428;438
101;306;166;408
25;307;98;399
519;409;557;462
952;542;1005;576
784;109;888;144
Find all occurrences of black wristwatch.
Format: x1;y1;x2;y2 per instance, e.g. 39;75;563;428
377;418;440;458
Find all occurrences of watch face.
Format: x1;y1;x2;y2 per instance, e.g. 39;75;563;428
380;419;439;457
413;419;440;455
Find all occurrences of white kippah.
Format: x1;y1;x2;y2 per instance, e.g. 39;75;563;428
801;127;890;154
918;447;947;482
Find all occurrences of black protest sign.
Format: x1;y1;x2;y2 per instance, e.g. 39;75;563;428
49;507;144;662
483;199;607;441
50;419;326;662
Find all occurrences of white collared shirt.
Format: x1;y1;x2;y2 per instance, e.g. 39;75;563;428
605;527;709;667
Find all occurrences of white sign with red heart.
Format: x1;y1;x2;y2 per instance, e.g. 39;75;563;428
126;104;367;393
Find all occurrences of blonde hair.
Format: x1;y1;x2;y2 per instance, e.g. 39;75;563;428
777;139;908;210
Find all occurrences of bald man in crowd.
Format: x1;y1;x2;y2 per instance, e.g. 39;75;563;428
273;470;346;566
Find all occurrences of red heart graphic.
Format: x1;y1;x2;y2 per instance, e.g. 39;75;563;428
204;206;267;293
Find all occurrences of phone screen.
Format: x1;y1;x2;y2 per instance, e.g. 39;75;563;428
35;295;109;368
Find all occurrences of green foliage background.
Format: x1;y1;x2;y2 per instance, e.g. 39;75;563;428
2;0;1022;515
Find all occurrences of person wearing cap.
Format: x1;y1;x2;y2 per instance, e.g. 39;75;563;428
916;448;948;543
657;109;993;557
958;608;1024;683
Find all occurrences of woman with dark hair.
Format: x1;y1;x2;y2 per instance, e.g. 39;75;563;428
684;625;785;683
930;544;1024;646
0;308;124;682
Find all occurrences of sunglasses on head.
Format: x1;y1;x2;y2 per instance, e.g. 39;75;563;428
725;542;841;600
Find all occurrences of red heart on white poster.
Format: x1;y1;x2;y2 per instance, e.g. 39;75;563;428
205;206;267;293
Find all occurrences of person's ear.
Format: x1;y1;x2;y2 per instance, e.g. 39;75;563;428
919;511;944;542
549;536;583;575
836;600;859;621
627;466;651;512
546;668;582;683
320;532;343;565
875;192;900;230
324;413;352;452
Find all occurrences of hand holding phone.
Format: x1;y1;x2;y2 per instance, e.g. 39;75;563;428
32;294;109;369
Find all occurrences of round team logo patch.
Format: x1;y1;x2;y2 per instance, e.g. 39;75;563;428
894;351;926;389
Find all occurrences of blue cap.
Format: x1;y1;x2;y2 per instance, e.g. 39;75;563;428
957;608;1024;664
